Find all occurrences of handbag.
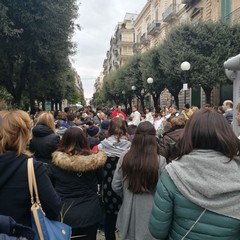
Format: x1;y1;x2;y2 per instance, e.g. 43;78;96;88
181;209;206;240
27;158;72;240
0;215;35;240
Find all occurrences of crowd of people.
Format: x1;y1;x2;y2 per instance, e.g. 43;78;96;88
0;99;240;240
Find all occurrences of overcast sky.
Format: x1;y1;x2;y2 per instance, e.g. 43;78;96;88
70;0;147;99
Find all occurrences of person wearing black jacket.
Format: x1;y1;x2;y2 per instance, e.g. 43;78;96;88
50;127;107;240
29;111;60;165
0;110;61;228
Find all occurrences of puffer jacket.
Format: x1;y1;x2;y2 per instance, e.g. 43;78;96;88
29;123;60;164
149;170;240;240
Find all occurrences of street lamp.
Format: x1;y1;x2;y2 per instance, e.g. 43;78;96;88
147;77;153;84
122;90;126;112
180;61;191;105
147;77;154;109
131;86;136;107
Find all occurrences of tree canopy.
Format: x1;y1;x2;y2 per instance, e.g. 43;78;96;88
0;0;80;109
94;21;240;109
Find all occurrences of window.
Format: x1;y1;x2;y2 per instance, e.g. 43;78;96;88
220;0;232;18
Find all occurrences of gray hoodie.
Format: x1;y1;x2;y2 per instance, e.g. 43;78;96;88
166;149;240;220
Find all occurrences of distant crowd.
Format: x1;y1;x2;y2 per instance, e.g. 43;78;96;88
0;99;240;240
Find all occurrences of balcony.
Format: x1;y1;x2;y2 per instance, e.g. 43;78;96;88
111;37;117;45
103;59;108;68
140;33;150;46
133;42;140;53
147;21;161;36
162;4;178;22
221;7;240;26
113;60;119;68
113;49;118;56
181;0;191;4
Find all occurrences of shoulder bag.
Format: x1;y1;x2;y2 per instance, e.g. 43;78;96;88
181;209;206;240
27;158;72;240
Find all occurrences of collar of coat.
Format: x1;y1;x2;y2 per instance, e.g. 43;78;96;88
52;150;107;172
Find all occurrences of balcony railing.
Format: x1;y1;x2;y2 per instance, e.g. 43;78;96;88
113;61;119;67
133;42;140;53
147;21;161;35
113;49;118;56
221;7;240;26
181;0;191;4
162;4;178;22
140;33;150;45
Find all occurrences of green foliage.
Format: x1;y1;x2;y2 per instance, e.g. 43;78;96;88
158;21;240;104
0;0;79;106
92;21;240;107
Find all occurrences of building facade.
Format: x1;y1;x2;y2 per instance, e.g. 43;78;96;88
102;13;138;76
133;0;240;109
95;0;240;110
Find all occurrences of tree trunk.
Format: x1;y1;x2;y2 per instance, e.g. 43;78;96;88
51;100;54;110
203;88;212;105
127;97;132;115
41;99;46;111
59;101;62;111
173;93;179;109
139;96;145;112
11;93;21;108
153;94;160;113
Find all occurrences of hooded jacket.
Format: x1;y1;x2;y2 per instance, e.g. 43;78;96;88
50;150;107;228
0;151;61;227
149;150;240;239
98;136;131;214
29;123;60;164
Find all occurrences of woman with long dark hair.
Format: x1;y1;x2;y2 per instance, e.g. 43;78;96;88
50;127;107;240
149;108;240;239
112;121;166;240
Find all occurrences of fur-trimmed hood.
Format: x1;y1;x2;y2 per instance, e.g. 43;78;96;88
52;151;107;172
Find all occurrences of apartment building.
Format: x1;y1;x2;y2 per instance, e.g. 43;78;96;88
95;0;240;108
133;0;240;108
102;13;137;76
94;71;104;92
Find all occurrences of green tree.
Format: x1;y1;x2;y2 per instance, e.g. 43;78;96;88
0;0;78;107
159;21;240;105
140;48;166;112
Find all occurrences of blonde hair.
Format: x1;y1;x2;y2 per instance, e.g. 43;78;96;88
236;103;240;112
35;111;56;133
0;110;32;156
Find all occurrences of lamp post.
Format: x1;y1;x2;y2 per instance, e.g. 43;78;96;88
147;77;154;109
147;77;153;84
122;90;126;112
131;86;136;106
180;61;191;105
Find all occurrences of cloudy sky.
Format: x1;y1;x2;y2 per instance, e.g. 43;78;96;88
70;0;147;99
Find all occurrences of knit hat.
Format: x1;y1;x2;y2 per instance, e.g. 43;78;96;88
87;125;100;137
101;120;110;131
